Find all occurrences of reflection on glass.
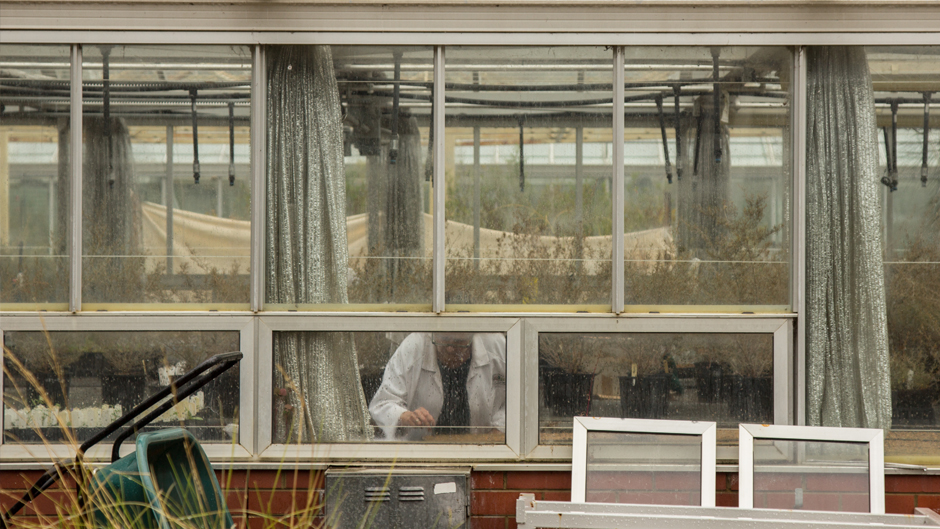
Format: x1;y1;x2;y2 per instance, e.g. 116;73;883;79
273;331;507;444
623;47;791;308
867;47;940;431
586;431;702;505
334;46;434;307
0;45;71;307
444;46;614;308
539;333;773;443
81;45;252;307
753;439;869;512
2;331;240;444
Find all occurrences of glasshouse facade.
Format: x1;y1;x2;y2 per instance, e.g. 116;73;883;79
1;1;940;526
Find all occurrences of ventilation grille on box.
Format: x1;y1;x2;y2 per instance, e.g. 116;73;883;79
398;486;425;502
365;487;391;502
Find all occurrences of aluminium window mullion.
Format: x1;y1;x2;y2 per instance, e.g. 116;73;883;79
612;46;625;314
791;46;807;426
250;45;265;312
432;45;445;313
70;44;82;313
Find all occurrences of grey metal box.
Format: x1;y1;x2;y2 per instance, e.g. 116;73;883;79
325;468;470;529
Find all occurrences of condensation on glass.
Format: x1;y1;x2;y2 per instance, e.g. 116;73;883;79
80;45;252;308
622;46;792;308
867;47;940;435
271;331;507;444
335;46;434;307
539;332;773;443
585;431;703;506
752;439;870;512
0;45;72;308
2;331;240;444
443;46;614;309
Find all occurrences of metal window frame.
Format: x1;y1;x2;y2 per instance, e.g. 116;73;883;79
524;316;793;460
255;314;522;461
571;417;717;506
738;423;886;514
0;314;256;460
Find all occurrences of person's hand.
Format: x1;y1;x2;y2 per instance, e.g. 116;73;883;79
398;407;436;427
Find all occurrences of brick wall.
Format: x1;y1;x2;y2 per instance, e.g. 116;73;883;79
2;468;939;528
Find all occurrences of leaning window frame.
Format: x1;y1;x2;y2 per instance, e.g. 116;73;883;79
738;423;886;514
0;313;257;461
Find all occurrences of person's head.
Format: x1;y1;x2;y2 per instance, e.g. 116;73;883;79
432;333;473;368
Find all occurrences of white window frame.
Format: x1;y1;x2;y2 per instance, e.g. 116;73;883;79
738;423;885;514
571;417;717;506
0;313;257;461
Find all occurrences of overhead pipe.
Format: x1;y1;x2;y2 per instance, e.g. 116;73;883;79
711;47;722;166
190;89;200;184
518;117;525;192
101;45;114;189
228;102;236;186
389;51;402;165
880;100;899;192
655;94;672;184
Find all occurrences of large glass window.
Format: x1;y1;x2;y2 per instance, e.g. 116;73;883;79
0;45;72;309
81;45;252;308
539;332;774;444
623;47;791;309
444;46;614;310
271;330;507;444
2;330;239;444
867;47;940;457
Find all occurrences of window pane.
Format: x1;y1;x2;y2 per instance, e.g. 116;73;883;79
752;439;869;512
0;45;71;308
81;45;252;307
444;46;613;309
586;431;702;505
624;47;791;308
272;331;507;444
2;331;240;444
539;333;773;443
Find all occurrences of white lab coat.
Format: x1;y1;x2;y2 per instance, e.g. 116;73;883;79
368;333;507;441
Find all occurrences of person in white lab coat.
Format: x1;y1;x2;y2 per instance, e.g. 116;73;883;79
368;332;506;441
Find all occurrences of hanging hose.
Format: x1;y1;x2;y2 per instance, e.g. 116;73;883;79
190;89;200;184
656;94;673;184
881;126;894;190
101;46;114;189
881;101;899;192
673;84;683;182
518;117;525;192
692;106;705;181
711;48;722;166
389;51;402;165
923;92;930;187
425;91;434;183
228;102;236;186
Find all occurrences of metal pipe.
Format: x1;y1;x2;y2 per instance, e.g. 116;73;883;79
389;51;402;165
101;46;114;189
673;84;683;182
69;44;82;313
228;101;236;186
518;117;525;192
165;124;174;275
473;125;481;268
922;92;930;187
190;88;200;184
711;47;722;166
655;94;672;184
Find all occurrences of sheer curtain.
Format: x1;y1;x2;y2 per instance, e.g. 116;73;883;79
805;46;892;429
266;45;372;442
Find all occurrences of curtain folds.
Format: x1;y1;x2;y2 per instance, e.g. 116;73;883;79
806;46;892;430
266;45;372;443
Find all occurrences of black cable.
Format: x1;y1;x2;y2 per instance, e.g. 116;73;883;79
711;47;722;166
389;51;402;165
923;92;930;187
673;85;683;182
228;102;236;186
519;117;525;192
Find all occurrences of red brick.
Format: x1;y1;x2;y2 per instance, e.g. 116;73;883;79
839;493;870;513
472;491;521;516
0;470;46;490
586;471;652;491
542;491;571;502
472;471;505;490
885;475;940;494
755;491;796;510
585;490;619;503
754;472;804;492
727;473;739;491
801;492;842;512
715;473;727;491
245;469;316;491
506;471;570;490
247;489;313;516
885;494;916;514
917;495;940;513
805;473;869;493
716;491;738;507
618;491;696;506
471;516;508;529
653;471;700;492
